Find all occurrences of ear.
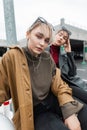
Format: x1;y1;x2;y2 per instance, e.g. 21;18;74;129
26;31;30;40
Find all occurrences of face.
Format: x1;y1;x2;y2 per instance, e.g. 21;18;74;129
53;30;69;46
27;24;50;56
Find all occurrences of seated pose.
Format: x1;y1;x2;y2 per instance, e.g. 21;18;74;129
0;17;87;130
50;26;87;104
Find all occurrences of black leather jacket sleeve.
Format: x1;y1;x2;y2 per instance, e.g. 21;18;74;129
59;51;77;77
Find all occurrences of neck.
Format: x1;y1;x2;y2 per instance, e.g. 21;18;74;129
27;45;38;57
30;48;38;57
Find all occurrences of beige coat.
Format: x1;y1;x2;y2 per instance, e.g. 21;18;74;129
0;46;74;130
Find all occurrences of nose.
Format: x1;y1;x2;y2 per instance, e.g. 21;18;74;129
60;36;63;40
39;40;45;46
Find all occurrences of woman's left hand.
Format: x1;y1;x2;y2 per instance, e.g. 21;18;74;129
64;114;81;130
64;39;71;52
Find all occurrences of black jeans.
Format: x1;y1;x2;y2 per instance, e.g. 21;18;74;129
71;85;87;104
34;92;87;130
34;92;69;130
78;104;87;130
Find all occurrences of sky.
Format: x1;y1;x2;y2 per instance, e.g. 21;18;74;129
0;0;87;41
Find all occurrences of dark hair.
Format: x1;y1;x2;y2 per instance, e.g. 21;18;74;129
56;26;72;36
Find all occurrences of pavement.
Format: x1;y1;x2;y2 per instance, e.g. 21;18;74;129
75;59;87;90
76;59;87;81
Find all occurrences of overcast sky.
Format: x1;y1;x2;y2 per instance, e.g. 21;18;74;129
0;0;87;40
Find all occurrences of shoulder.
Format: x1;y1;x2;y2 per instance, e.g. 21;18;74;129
8;45;23;53
2;46;24;61
7;46;23;55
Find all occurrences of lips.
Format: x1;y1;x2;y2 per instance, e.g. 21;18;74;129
57;40;61;43
36;47;43;52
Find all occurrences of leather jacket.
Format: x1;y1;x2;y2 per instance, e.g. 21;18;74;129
59;52;87;104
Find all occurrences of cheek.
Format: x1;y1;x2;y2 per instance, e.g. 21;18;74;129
59;41;65;46
55;35;59;40
32;36;41;45
62;39;66;44
30;37;37;45
44;44;48;48
28;39;36;49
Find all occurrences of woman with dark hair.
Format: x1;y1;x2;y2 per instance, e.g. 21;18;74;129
50;26;87;104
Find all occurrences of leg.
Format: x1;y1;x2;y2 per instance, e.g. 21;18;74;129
34;92;69;130
78;104;87;130
70;85;87;104
34;111;69;130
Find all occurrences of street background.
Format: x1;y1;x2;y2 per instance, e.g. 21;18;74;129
76;59;87;90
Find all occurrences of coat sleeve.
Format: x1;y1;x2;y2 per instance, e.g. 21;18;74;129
51;68;84;119
59;52;77;77
51;68;74;106
0;53;11;105
67;52;77;76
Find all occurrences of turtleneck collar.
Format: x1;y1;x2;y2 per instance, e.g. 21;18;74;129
24;46;41;61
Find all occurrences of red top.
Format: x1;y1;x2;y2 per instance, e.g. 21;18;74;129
50;45;59;65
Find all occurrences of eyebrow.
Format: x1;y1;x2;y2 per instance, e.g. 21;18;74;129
37;32;50;39
37;32;44;36
60;31;68;37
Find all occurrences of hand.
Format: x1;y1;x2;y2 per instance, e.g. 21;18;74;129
64;114;81;130
63;39;71;52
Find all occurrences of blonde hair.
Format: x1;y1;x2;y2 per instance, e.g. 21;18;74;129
27;17;54;44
